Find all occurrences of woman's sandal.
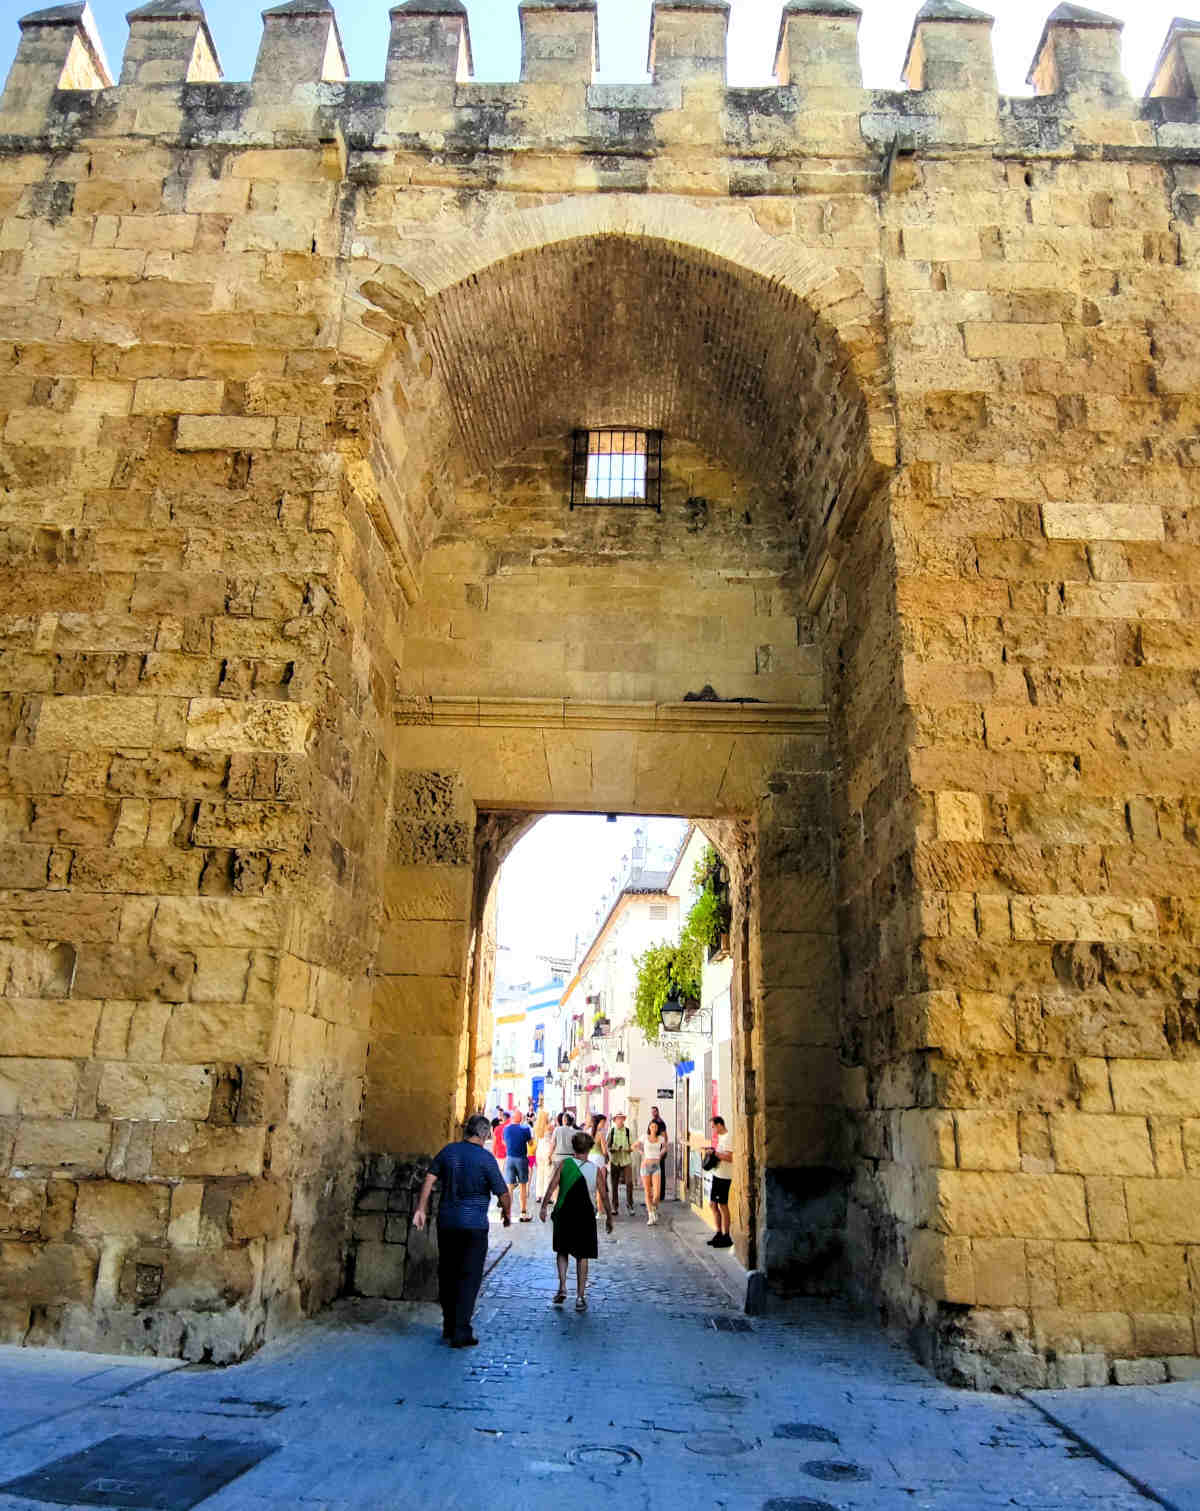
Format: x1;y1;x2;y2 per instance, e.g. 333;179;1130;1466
575;1296;587;1311
552;1290;566;1305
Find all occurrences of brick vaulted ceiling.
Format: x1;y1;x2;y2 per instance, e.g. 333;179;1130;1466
422;236;873;536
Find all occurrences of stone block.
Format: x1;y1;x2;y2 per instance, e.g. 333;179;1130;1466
0;1176;45;1237
1125;1179;1200;1243
1132;1313;1194;1357
1043;500;1164;541
159;1245;258;1309
1111;1062;1200;1116
97;1063;213;1121
1050;1113;1155;1176
1056;1239;1189;1311
1036;1308;1133;1366
954;1112;1020;1172
186;698;314;754
35;696;165;750
963;324;1067;360
972;1237;1029;1307
934;1170;1089;1240
380;863;474;923
374;920;470;977
1184;1119;1200;1173
907;1228;974;1303
131;379;224;415
935;790;983;841
367;1032;461;1093
0;1240;96;1304
1010;895;1158;943
73;1180;169;1241
151;1122;266;1178
0;1058;79;1117
1084;1176;1130;1241
353;1239;406;1298
175;415;276;451
162;1001;276;1062
1112;1358;1168;1386
897;1108;957;1168
167;1181;203;1247
151;897;284;950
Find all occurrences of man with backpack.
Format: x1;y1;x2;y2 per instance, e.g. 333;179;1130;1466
606;1110;635;1214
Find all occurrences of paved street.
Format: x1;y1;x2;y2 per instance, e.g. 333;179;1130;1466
0;1205;1196;1511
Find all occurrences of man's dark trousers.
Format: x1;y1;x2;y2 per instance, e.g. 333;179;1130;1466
437;1226;489;1342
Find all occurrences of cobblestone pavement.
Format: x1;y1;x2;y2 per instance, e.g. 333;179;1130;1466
0;1205;1195;1511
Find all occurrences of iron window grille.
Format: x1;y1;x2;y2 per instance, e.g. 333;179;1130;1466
570;429;662;510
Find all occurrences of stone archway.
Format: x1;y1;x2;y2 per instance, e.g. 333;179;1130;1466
340;218;899;1303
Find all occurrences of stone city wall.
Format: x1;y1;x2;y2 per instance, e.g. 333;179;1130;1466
0;0;1196;1388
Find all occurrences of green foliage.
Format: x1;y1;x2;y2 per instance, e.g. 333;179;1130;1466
684;844;730;953
632;933;702;1044
632;846;730;1042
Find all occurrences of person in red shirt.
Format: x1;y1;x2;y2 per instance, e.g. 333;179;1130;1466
491;1113;509;1162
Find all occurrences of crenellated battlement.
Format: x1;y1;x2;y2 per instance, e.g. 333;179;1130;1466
2;0;1200;167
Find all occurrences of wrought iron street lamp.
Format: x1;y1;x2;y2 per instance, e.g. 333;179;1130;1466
659;988;685;1034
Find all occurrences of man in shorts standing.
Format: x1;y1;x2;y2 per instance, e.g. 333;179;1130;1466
707;1114;734;1249
501;1107;534;1221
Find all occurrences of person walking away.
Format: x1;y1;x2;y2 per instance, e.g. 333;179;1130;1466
707;1114;734;1248
540;1130;612;1310
413;1113;511;1348
635;1119;667;1225
491;1112;509;1163
533;1106;552;1201
649;1104;670;1204
587;1114;609;1216
606;1111;635;1215
550;1111;576;1172
502;1108;535;1221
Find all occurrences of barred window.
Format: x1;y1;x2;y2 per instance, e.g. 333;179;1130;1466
570;429;662;510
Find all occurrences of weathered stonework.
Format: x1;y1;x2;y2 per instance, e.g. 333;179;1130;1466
0;0;1197;1388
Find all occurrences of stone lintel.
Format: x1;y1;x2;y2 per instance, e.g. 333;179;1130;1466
395;696;828;736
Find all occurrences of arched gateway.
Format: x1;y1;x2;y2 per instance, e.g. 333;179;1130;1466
0;0;1198;1391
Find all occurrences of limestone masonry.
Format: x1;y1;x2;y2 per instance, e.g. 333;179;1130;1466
0;0;1198;1390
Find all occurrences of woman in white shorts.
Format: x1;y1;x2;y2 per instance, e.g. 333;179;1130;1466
635;1118;667;1225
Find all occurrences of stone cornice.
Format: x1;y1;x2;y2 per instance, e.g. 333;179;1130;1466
394;696;827;734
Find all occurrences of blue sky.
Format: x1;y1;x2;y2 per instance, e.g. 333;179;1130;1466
0;1;1187;96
